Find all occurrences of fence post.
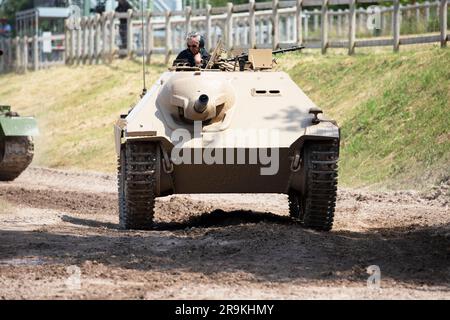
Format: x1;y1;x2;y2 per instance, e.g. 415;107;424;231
348;0;356;55
33;35;39;71
226;3;233;51
296;0;303;45
244;22;249;46
65;21;70;65
95;14;101;64
127;9;133;58
185;6;192;36
258;18;264;44
321;0;329;54
249;0;256;48
71;23;77;65
425;1;430;24
415;4;420;22
393;0;400;52
83;17;88;64
337;9;342;36
87;17;92;64
272;0;279;49
329;9;333;33
249;1;257;48
83;17;89;63
89;17;95;64
304;10;309;40
440;0;447;47
23;37;29;73
0;38;4;73
359;10;365;33
314;9;319;30
109;12;115;61
286;16;292;43
15;37;21;73
206;4;212;49
77;18;82;64
165;10;172;64
146;11;153;64
7;38;12;70
0;39;4;72
102;13;108;62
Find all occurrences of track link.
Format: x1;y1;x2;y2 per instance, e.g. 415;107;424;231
0;136;34;181
118;141;157;230
289;141;339;231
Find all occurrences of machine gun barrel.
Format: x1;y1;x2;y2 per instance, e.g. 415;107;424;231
225;45;305;62
272;45;305;55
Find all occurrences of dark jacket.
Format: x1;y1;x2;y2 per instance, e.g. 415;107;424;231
115;1;133;24
174;48;210;68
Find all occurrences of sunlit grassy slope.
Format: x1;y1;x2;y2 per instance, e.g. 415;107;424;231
0;59;166;173
278;45;449;188
0;45;448;189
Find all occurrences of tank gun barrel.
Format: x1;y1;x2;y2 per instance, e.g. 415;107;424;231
194;94;209;113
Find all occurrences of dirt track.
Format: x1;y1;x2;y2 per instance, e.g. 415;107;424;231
0;166;449;299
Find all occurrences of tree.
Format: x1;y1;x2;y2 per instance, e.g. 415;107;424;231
0;0;33;33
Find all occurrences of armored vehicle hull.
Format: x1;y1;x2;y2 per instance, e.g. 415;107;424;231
115;69;339;231
0;106;38;181
0;51;38;180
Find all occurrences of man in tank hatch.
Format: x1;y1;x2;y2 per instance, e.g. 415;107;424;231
173;32;211;68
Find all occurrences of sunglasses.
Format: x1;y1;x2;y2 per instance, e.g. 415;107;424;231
188;45;199;48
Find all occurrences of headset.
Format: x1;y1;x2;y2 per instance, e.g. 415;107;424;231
186;31;205;49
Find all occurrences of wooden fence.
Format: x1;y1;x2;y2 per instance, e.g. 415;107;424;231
1;0;449;73
0;34;65;73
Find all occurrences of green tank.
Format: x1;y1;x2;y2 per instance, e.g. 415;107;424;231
0;50;39;181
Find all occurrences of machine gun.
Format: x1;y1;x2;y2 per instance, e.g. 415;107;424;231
171;44;305;72
210;45;305;71
227;45;305;63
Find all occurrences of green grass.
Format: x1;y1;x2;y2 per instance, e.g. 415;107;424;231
279;45;450;189
0;46;448;189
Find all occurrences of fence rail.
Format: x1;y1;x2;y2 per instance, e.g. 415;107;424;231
0;34;65;73
1;0;449;73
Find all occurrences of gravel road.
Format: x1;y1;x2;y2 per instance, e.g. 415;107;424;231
0;167;449;299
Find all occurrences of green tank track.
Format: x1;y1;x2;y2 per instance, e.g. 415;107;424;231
0;136;34;181
118;140;156;230
289;140;339;231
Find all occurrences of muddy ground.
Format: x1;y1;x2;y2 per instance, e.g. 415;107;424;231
0;167;449;299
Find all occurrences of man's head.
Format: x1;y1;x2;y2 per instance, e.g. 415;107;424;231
186;32;202;55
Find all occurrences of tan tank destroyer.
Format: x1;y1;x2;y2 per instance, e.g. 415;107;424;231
114;45;340;231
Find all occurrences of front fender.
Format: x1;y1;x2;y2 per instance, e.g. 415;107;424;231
0;117;39;137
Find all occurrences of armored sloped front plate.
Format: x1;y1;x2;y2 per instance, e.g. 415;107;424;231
248;49;273;69
0;117;39;137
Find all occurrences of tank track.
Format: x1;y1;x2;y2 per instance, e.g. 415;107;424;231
118;140;156;230
0;136;34;181
289;140;339;231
